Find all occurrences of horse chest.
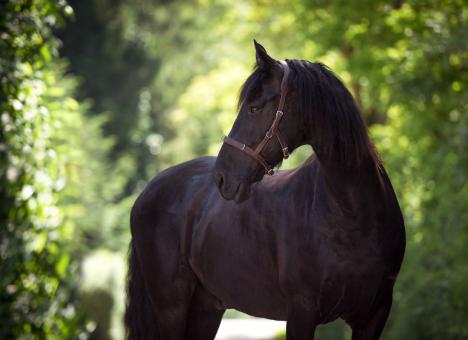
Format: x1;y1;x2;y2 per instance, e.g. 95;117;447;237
188;206;289;318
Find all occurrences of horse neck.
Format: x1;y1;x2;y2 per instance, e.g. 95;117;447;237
308;148;383;200
301;110;382;191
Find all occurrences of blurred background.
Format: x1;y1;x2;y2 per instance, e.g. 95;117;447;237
0;0;466;339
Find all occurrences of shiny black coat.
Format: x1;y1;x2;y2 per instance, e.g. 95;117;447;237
125;42;405;340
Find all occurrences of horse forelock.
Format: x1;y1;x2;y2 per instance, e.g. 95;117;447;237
237;66;264;110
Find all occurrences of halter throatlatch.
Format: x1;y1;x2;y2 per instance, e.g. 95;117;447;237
223;60;290;175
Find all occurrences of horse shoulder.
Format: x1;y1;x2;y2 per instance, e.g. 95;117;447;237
130;156;216;233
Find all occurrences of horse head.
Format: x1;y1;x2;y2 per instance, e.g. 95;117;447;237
214;41;306;202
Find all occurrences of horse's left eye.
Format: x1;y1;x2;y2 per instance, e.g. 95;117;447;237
249;106;261;114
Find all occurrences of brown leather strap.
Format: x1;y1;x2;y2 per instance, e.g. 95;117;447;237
223;60;290;175
276;130;289;158
223;136;274;174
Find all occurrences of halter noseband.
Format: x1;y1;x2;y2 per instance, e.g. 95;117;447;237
223;61;290;176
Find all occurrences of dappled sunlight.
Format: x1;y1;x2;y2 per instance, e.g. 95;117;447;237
159;61;249;168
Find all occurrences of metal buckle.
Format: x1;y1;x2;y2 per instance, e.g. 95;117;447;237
267;168;274;176
265;130;273;139
282;147;289;159
276;110;284;117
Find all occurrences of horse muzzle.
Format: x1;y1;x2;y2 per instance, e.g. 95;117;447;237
213;171;251;203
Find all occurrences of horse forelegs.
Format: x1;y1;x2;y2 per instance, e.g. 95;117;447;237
143;268;196;339
184;307;224;340
286;301;317;340
351;293;392;340
184;284;225;340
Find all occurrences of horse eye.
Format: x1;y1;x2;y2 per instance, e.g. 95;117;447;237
249;106;261;114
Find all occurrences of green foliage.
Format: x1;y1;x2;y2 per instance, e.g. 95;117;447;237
57;0;159;155
56;0;225;195
0;1;87;338
0;0;129;337
44;66;131;255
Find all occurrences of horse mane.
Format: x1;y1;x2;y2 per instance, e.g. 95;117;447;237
287;59;381;170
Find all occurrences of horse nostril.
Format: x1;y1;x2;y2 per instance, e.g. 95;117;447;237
214;172;224;189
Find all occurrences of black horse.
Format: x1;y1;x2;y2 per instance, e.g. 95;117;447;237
125;41;405;340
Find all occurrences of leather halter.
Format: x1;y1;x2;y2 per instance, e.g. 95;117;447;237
223;60;290;176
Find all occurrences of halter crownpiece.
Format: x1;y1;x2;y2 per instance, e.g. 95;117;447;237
223;60;290;176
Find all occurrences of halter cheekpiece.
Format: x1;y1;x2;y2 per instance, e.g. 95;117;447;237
223;60;290;176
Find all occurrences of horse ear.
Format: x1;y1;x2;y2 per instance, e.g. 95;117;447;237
254;40;276;69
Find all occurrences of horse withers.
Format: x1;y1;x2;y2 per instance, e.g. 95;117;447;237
125;41;405;340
